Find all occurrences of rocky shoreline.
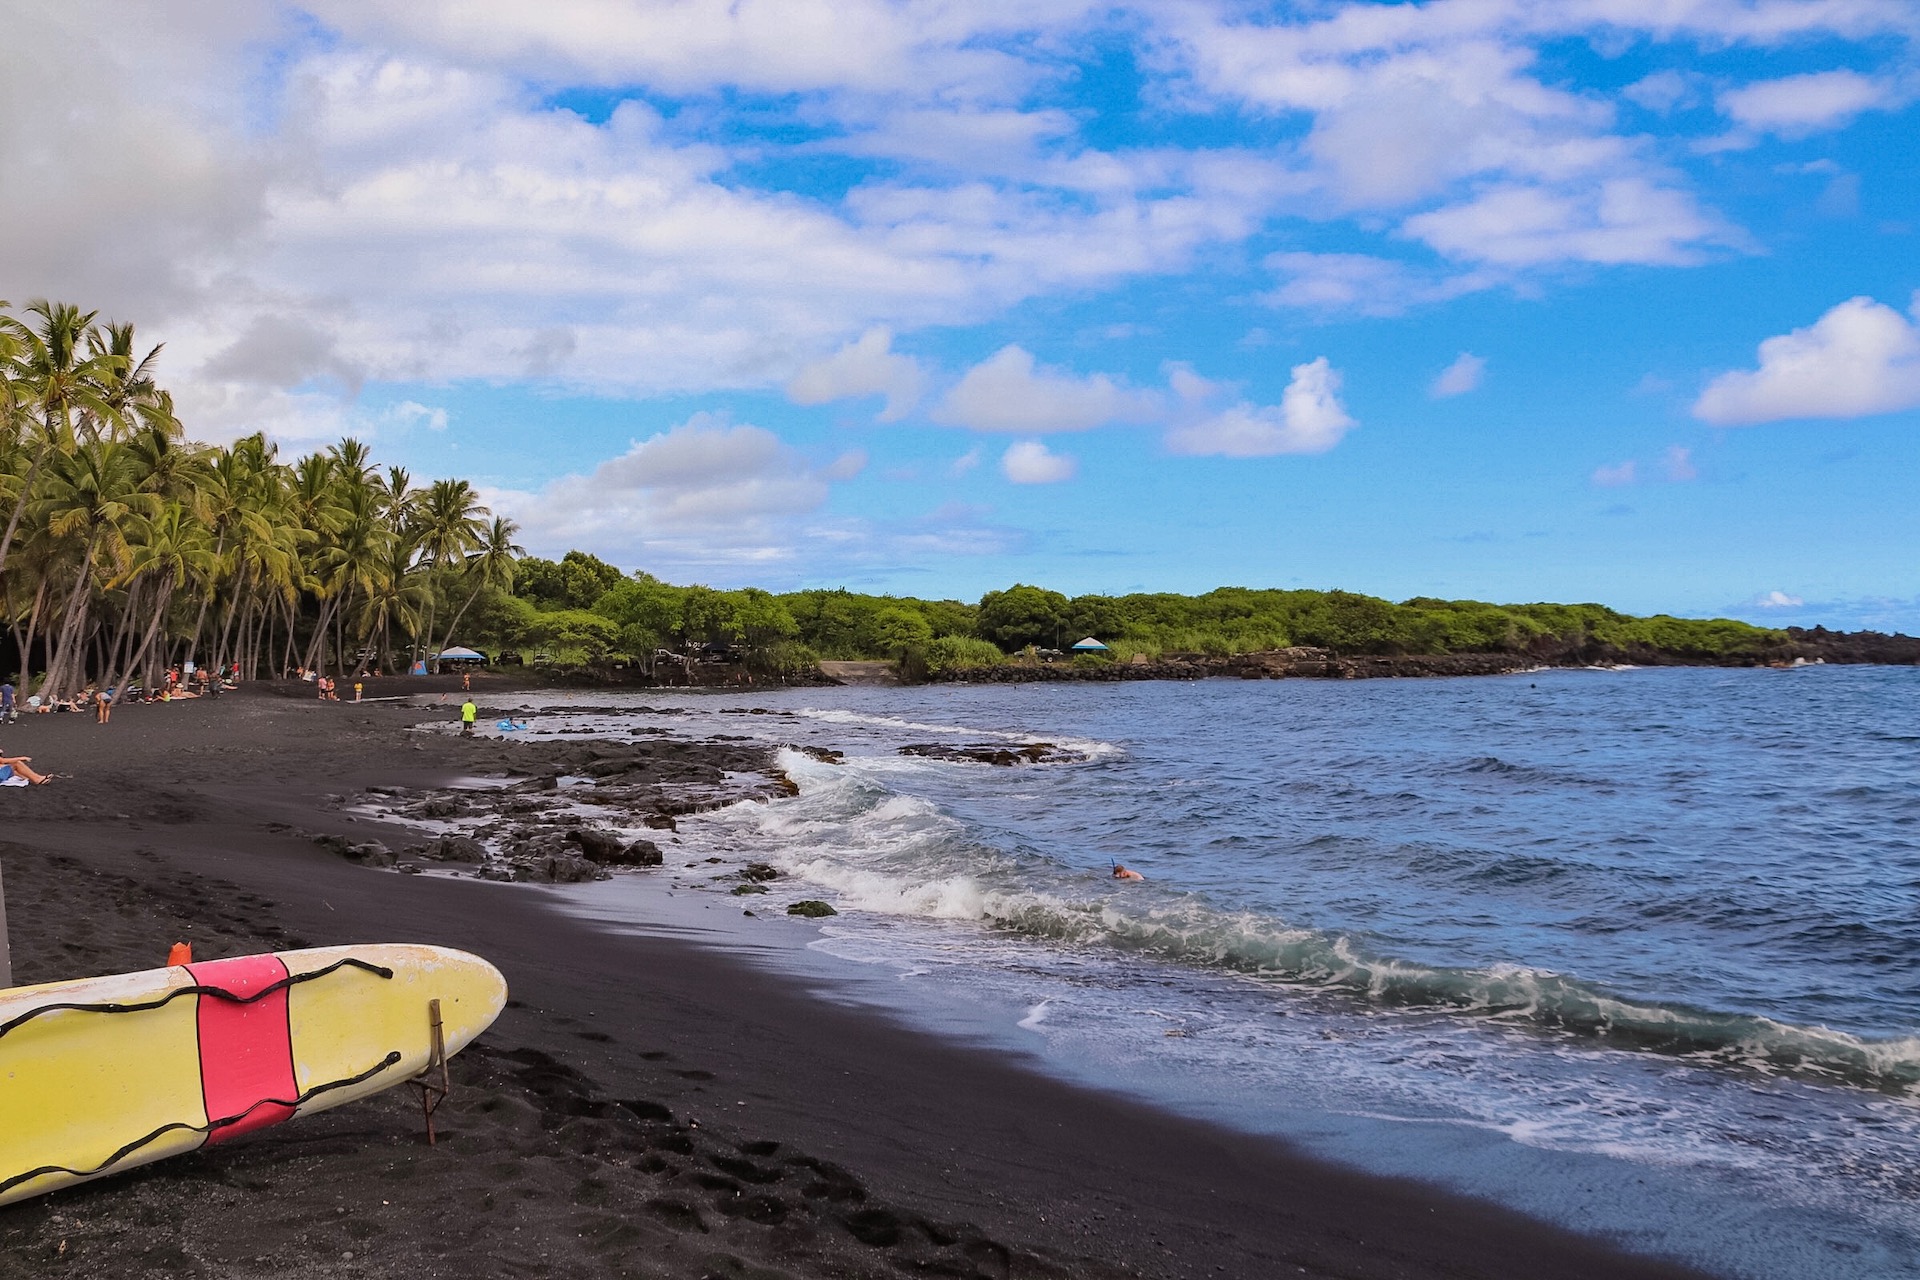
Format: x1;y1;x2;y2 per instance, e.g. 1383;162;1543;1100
304;712;1101;884
304;731;793;884
921;628;1920;685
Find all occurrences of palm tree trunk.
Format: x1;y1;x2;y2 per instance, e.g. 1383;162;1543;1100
138;574;175;695
301;594;336;674
332;583;357;678
2;569;29;685
125;572;174;698
243;603;255;680
99;578;143;693
280;595;299;677
253;596;269;680
418;564;441;673
184;531;226;667
18;576;49;695
214;567;249;670
436;572;487;663
42;534;101;700
0;441;53;575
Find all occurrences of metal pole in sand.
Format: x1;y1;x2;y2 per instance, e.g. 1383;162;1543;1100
0;859;12;989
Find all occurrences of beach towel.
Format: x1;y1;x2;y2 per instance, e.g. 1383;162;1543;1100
0;777;26;787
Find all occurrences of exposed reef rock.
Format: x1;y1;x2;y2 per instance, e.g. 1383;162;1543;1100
897;741;1082;765
330;735;794;883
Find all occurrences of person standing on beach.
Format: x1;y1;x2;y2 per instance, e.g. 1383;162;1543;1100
0;681;13;723
95;687;112;725
460;698;477;736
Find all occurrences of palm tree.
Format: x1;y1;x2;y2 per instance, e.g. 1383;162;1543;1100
31;439;154;698
357;538;428;675
84;321;173;444
410;478;488;670
436;516;523;660
111;501;217;694
329;437;377;489
0;301;128;573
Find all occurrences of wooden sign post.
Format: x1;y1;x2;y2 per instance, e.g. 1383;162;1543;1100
0;859;11;989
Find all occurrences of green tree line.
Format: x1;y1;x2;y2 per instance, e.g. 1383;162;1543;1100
3;297;1786;695
488;558;1788;675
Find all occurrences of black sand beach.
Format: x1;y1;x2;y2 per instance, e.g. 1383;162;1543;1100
0;683;1711;1279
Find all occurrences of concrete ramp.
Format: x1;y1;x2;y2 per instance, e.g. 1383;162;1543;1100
818;661;901;687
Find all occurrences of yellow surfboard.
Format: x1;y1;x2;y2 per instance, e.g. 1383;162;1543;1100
0;943;507;1206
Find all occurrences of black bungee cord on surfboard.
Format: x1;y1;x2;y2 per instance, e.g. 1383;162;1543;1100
0;955;394;1041
0;1051;405;1197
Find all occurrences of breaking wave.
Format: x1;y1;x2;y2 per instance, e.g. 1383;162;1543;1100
714;750;1920;1094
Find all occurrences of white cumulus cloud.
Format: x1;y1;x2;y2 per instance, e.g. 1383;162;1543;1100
1591;460;1638;487
1693;294;1920;425
1402;179;1728;267
1719;70;1897;136
1165;357;1356;457
934;345;1157;432
1262;252;1494;316
1430;352;1486;398
391;400;449;431
490;414;855;568
785;327;927;422
1001;440;1077;484
1753;589;1805;608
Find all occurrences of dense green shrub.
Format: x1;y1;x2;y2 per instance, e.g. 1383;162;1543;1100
924;635;1006;674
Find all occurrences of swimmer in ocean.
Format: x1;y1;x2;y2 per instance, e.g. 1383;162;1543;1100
1111;863;1144;881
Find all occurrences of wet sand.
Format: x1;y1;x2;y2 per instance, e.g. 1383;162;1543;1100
0;682;1710;1279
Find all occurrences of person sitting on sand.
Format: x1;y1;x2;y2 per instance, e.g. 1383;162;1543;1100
0;755;51;786
1112;863;1144;881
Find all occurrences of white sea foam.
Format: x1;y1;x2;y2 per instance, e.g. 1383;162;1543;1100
791;707;1123;761
794;707;1017;737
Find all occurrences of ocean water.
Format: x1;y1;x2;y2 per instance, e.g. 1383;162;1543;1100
495;666;1920;1278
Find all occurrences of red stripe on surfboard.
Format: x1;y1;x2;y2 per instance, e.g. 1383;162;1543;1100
186;955;299;1143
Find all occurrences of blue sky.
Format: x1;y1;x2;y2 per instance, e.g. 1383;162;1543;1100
10;1;1919;627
